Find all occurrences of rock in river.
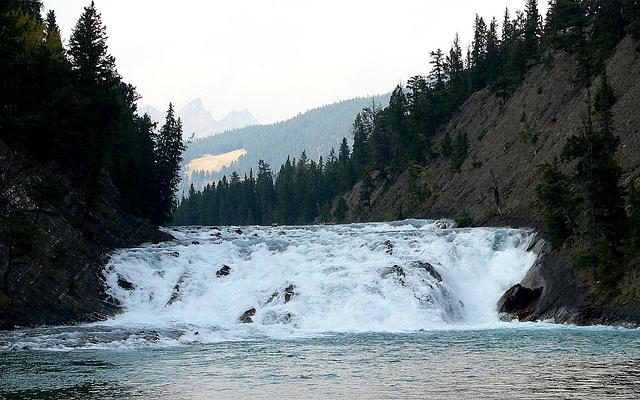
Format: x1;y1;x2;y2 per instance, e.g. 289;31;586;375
239;307;256;323
216;265;231;277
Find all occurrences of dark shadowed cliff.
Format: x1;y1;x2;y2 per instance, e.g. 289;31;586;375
0;140;170;329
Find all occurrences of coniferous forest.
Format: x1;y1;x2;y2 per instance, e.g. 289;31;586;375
174;0;640;229
1;0;185;228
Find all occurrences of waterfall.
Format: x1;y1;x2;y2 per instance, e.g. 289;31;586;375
102;220;536;340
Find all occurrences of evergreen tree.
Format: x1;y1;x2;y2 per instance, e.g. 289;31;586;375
68;1;116;85
44;10;63;58
256;159;275;224
441;132;453;157
560;72;625;283
535;162;576;246
450;131;469;171
544;0;587;51
469;15;488;91
524;0;542;57
386;86;409;169
359;170;374;213
351;113;370;178
155;103;186;224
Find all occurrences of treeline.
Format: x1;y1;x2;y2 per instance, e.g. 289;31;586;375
180;94;391;196
0;0;185;226
175;0;640;228
174;141;355;225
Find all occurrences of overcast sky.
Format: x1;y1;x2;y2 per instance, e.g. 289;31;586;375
45;0;548;123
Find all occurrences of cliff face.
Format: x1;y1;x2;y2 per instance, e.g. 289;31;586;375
0;141;170;329
346;35;640;326
347;36;640;225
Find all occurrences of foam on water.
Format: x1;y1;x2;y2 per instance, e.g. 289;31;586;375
102;220;536;335
1;220;552;350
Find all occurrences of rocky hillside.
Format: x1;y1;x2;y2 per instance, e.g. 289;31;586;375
345;35;640;326
348;36;640;226
0;141;170;329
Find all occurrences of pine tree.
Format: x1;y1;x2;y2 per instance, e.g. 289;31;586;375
359;170;374;213
486;17;500;84
429;49;446;90
68;1;116;85
561;72;625;283
155;103;186;224
256;159;275;224
43;10;63;59
544;0;587;51
469;15;487;91
441;132;453;157
351;113;369;178
387;86;408;169
535;162;576;246
338;137;354;192
524;0;541;58
450;131;469;171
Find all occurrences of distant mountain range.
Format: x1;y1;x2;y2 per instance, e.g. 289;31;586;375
139;98;258;139
180;94;391;194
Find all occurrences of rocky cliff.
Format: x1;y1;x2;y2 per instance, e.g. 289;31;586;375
345;35;640;326
0;141;170;329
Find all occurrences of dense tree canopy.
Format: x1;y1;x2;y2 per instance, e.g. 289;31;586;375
0;0;185;225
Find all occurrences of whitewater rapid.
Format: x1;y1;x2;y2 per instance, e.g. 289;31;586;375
99;220;536;339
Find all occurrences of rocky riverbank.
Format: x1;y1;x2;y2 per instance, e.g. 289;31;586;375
0;141;171;329
497;234;640;327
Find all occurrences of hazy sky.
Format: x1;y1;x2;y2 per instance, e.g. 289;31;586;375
45;0;548;123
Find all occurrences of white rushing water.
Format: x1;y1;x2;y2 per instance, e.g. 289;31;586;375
98;220;537;342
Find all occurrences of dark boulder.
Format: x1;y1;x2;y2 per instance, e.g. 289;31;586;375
239;307;256;323
235;229;243;235
384;240;394;255
166;273;189;306
413;261;442;282
265;291;278;305
284;284;297;303
216;265;231;277
191;240;200;245
497;284;542;321
117;277;135;291
382;265;406;285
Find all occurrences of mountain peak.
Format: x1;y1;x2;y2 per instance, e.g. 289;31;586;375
139;99;258;139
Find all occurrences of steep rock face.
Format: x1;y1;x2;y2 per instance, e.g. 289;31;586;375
0;141;170;329
348;36;640;225
428;36;640;222
499;237;640;326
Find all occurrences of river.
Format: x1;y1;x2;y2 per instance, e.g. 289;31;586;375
1;220;639;398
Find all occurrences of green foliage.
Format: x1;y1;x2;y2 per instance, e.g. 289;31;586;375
536;73;627;285
518;121;539;143
0;1;185;226
182;94;391;194
441;132;453;157
535;162;576;246
334;198;349;223
153;104;187;224
450;132;469;172
454;213;475;228
359;171;374;213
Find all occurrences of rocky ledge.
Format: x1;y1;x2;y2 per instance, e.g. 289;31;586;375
497;235;640;327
